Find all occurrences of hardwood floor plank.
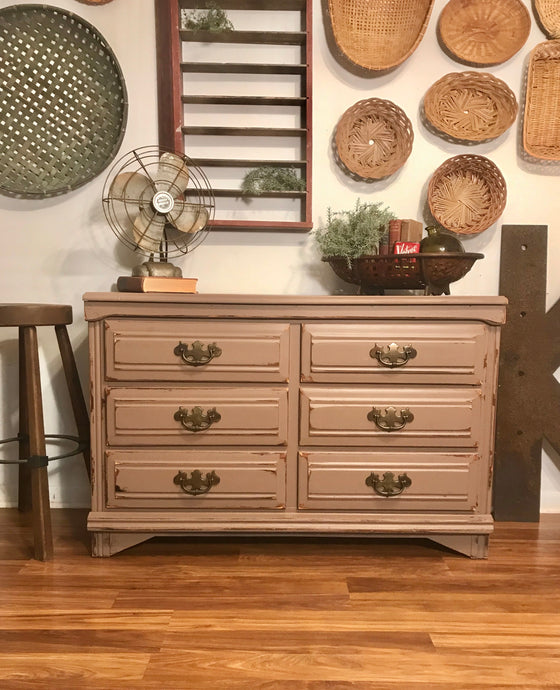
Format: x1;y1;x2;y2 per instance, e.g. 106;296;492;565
0;653;150;682
141;649;560;685
0;611;172;630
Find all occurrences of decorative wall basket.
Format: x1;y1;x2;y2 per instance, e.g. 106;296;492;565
335;98;414;180
535;0;560;38
438;0;531;66
327;0;435;71
0;4;127;198
424;72;518;142
428;155;507;235
523;41;560;161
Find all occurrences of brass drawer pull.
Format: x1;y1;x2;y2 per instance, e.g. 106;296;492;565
174;469;220;495
367;406;414;432
366;471;412;497
174;406;221;432
174;340;222;366
370;343;417;368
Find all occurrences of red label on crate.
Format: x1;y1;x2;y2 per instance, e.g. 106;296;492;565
393;242;420;254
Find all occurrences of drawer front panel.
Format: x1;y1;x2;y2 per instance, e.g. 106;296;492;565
107;450;286;509
106;387;288;446
300;386;483;447
105;319;291;382
301;322;489;384
298;451;481;511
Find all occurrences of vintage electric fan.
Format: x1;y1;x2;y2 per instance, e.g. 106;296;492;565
102;146;215;277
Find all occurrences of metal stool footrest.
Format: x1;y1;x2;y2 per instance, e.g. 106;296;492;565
0;433;87;464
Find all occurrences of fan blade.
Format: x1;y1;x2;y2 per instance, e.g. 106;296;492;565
110;171;152;201
132;209;166;254
155;152;190;194
168;202;209;234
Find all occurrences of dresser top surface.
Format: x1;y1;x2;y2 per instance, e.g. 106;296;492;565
83;293;507;325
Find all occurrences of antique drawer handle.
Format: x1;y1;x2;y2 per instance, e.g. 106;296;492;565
367;406;414;432
174;406;221;432
370;343;417;368
366;471;412;497
173;469;220;495
174;340;222;366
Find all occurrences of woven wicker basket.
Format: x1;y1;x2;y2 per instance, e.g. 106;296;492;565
439;0;530;66
327;0;435;71
535;0;560;39
335;98;414;180
424;72;518;142
0;4;127;198
427;155;507;235
523;41;560;161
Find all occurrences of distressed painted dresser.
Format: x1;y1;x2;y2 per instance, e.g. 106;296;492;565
83;293;507;558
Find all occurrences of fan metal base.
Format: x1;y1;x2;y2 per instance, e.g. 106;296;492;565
132;261;183;278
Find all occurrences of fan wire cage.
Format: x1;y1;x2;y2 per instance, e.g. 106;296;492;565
102;146;215;262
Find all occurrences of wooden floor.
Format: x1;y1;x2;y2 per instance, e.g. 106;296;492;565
1;511;560;689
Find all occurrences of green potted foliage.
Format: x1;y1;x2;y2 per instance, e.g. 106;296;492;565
314;199;395;263
182;3;234;32
241;166;306;195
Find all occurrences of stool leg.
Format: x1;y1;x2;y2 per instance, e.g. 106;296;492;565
55;324;91;481
22;326;53;561
18;329;32;512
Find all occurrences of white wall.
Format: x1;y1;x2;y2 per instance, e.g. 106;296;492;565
0;0;558;511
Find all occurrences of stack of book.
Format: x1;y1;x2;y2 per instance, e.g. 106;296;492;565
116;276;198;293
379;219;423;255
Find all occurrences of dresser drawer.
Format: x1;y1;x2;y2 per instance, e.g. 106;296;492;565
298;451;481;511
300;386;484;447
107;450;286;509
301;321;490;384
105;319;291;382
106;387;288;446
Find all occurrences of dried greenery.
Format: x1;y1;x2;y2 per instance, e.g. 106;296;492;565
314;199;395;261
182;3;234;32
241;167;306;195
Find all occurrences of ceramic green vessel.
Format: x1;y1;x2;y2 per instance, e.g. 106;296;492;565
420;225;464;253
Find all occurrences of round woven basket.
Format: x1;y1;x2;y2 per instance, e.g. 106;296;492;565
438;0;530;66
327;0;435;71
535;0;560;38
424;72;518;142
335;98;414;180
523;41;560;160
0;4;127;198
427;155;507;235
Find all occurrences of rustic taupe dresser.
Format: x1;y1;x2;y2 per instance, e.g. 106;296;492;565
83;293;507;558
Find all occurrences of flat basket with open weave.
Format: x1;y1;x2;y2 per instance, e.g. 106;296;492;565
428;155;507;235
0;4;127;198
327;0;435;71
523;41;560;161
424;71;518;142
438;0;530;66
335;98;414;180
535;0;560;39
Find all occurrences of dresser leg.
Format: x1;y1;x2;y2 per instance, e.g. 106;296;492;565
91;531;153;557
430;534;489;559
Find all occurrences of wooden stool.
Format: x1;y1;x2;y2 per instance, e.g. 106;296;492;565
0;304;90;560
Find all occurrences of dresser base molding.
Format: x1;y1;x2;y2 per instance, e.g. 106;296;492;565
88;511;493;558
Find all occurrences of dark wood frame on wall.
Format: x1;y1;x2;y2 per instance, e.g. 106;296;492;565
154;0;313;231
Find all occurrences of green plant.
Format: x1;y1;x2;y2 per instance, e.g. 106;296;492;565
182;3;234;32
241;166;306;195
314;199;396;262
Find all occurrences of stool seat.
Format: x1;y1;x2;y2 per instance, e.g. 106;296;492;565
0;304;72;327
0;303;90;560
